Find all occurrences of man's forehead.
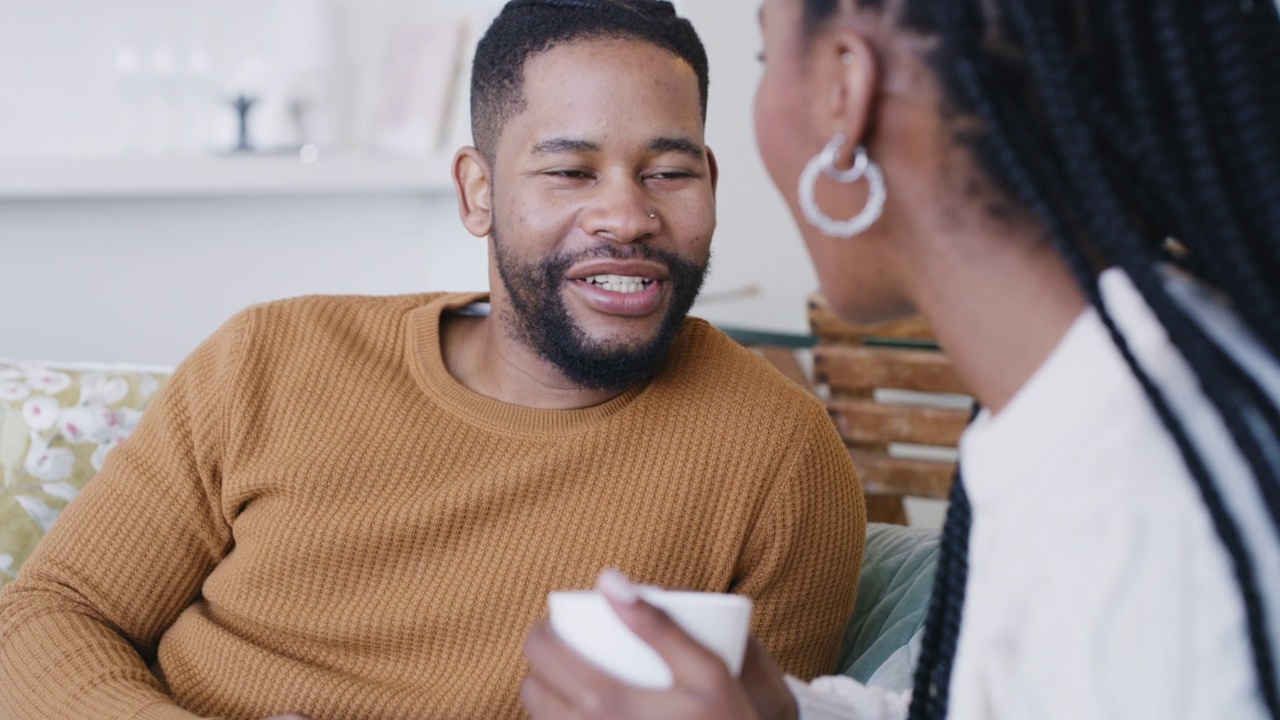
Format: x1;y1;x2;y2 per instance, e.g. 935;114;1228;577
528;136;705;160
497;37;705;157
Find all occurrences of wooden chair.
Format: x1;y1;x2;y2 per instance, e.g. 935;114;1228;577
808;296;973;525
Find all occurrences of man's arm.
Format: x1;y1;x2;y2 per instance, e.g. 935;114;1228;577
733;405;866;680
0;313;250;719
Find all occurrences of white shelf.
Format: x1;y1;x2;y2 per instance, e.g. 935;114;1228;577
0;154;458;200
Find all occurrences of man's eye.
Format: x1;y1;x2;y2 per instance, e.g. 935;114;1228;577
648;171;695;181
548;170;591;179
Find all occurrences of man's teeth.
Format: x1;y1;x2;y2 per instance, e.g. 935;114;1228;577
585;275;655;294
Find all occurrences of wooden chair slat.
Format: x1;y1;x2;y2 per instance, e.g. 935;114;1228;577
814;345;968;395
862;496;909;526
829;399;971;446
806;294;965;524
849;450;956;499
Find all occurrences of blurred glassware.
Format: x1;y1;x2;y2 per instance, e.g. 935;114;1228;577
146;43;181;155
176;41;217;156
114;31;219;157
113;42;150;155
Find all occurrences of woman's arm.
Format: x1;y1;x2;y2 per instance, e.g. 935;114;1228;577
521;570;911;720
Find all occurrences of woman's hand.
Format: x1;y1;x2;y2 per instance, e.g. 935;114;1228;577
739;638;801;720
521;570;798;720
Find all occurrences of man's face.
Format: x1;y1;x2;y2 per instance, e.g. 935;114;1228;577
486;38;717;391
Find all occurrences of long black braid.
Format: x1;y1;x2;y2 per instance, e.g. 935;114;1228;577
908;465;972;718
800;0;1280;717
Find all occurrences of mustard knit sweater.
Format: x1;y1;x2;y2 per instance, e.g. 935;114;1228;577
0;293;865;720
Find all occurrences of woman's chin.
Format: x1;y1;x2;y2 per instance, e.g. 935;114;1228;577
820;288;918;327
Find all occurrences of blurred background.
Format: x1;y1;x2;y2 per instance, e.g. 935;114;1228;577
0;0;817;367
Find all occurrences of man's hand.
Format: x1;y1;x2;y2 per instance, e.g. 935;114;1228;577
521;570;798;720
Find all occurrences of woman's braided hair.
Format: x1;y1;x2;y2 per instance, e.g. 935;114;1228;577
800;0;1280;717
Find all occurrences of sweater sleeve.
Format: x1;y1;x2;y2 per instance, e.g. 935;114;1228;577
0;311;252;720
733;405;866;680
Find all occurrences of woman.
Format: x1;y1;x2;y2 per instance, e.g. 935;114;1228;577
522;0;1280;718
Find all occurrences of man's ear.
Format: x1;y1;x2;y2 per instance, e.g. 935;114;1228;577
707;146;720;194
825;30;879;162
454;147;493;238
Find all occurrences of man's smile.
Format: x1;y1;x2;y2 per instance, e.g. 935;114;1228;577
580;275;655;294
566;259;670;317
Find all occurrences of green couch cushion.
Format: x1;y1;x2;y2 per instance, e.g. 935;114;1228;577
839;522;940;690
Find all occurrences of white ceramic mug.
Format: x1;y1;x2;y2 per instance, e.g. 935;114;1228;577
547;588;753;689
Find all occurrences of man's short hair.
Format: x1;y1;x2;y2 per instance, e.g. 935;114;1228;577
470;0;710;164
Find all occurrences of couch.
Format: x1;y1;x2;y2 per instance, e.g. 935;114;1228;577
0;358;939;693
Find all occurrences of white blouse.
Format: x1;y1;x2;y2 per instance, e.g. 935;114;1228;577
789;269;1278;719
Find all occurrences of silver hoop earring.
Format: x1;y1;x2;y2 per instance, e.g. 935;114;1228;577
799;133;886;238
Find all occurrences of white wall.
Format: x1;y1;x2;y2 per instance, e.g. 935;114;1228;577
0;196;486;364
0;0;819;367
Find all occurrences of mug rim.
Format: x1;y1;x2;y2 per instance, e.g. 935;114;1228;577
548;588;753;611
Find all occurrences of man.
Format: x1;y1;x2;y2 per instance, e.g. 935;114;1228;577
0;1;864;718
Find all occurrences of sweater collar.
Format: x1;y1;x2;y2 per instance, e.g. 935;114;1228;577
406;293;646;436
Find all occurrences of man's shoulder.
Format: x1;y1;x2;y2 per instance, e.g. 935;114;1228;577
656;317;826;418
237;291;481;337
643;318;852;478
226;291;478;363
245;291;461;323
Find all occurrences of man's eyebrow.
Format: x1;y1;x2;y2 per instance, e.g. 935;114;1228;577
649;137;705;161
531;138;600;155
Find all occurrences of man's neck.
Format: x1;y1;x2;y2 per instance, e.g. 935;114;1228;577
440;311;631;411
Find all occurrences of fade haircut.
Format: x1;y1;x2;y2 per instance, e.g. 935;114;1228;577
470;0;710;164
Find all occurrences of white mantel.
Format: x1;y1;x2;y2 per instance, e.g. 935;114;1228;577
0;154;456;200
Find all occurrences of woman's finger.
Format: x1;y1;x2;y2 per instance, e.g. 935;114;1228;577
739;638;797;720
597;569;731;689
524;617;640;714
521;674;577;720
740;637;782;686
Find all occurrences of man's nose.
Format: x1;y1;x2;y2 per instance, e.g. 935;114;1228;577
581;177;662;244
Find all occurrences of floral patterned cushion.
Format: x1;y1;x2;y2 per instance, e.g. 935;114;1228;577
0;361;171;586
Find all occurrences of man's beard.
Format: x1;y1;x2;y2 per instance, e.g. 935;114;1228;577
493;230;709;393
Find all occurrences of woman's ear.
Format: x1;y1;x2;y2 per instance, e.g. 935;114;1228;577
454;147;493;238
825;30;879;159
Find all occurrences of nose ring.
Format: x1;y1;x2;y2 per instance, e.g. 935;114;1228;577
648;212;657;219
